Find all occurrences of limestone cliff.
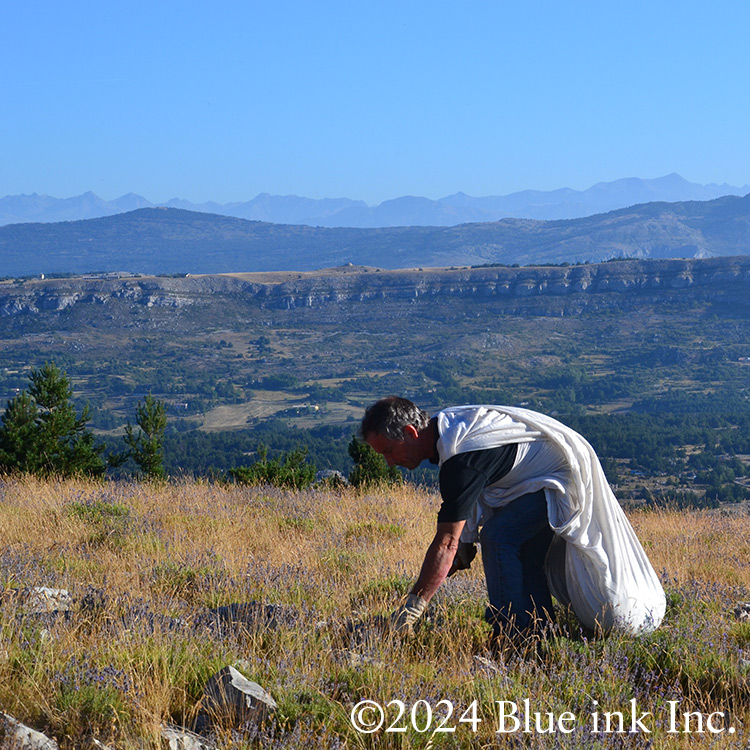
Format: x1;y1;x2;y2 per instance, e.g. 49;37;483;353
2;257;750;318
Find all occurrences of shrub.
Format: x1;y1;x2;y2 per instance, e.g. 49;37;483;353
228;445;316;490
347;436;402;488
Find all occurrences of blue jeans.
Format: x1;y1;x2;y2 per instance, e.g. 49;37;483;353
479;489;555;638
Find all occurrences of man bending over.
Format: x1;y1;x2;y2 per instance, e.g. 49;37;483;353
361;397;665;643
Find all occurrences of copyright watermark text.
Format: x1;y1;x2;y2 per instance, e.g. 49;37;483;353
350;699;737;736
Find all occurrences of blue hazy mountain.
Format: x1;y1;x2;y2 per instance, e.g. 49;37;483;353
2;174;747;228
3;192;750;278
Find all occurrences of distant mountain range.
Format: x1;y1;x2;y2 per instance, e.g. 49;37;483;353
2;174;748;228
2;192;750;278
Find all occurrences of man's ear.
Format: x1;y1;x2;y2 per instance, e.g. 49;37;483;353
403;424;419;440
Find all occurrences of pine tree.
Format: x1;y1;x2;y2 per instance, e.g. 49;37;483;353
0;363;105;477
124;394;168;479
0;392;41;474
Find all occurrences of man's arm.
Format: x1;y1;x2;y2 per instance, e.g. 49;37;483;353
391;447;518;632
390;520;466;632
411;520;466;601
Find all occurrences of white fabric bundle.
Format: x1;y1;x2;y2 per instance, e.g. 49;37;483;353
436;405;666;635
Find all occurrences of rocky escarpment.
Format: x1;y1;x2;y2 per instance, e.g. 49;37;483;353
0;274;262;316
265;257;750;310
2;257;750;317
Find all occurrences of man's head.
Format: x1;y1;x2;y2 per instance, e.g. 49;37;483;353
360;396;433;469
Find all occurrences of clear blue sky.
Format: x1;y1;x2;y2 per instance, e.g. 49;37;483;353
3;1;749;205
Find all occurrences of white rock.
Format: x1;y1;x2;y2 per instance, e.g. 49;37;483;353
0;712;59;750
24;587;72;615
202;666;277;726
161;724;217;750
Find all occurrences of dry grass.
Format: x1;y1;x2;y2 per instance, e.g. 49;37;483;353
632;507;750;588
1;477;749;749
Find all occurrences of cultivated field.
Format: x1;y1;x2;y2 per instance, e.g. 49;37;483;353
1;477;749;748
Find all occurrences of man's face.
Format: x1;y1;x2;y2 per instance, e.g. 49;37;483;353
365;427;424;470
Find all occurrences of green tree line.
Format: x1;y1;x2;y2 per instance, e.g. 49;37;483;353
0;363;399;490
3;362;748;506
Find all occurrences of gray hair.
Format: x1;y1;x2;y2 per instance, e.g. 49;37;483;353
360;396;430;440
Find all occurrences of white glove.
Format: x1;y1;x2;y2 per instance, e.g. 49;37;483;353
390;594;428;633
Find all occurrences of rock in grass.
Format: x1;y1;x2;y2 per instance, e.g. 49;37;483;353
0;712;59;750
335;648;385;669
314;469;349;487
200;601;298;635
343;614;389;648
473;654;502;675
201;666;278;726
161;724;217;750
22;587;72;615
733;602;750;622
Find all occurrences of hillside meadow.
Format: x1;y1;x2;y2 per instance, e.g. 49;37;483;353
1;476;749;749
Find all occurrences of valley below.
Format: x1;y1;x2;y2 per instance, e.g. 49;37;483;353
2;256;750;506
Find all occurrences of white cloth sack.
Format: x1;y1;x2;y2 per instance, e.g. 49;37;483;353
436;405;666;635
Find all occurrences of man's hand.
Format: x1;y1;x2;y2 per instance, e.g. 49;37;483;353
447;541;477;577
390;593;428;633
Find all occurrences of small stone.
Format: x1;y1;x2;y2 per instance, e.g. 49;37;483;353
201;666;277;726
337;649;385;669
473;655;501;675
1;712;59;750
161;724;217;750
314;470;349;487
472;654;513;687
733;602;750;622
23;587;72;615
